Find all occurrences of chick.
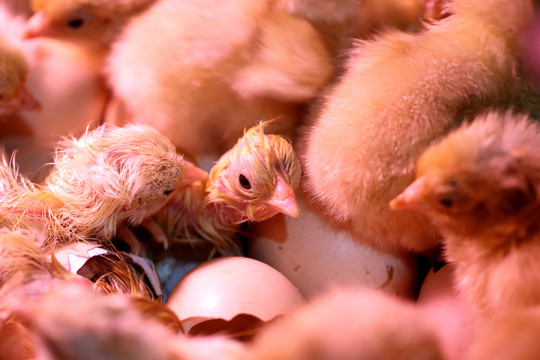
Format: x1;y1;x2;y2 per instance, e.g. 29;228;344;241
390;110;540;314
0;124;205;249
250;286;444;360
105;0;333;163
155;121;301;257
14;280;249;360
300;0;539;255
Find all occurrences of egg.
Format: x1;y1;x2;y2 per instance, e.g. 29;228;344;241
248;192;420;300
416;263;481;360
166;256;305;340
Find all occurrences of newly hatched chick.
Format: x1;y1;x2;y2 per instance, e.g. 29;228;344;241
249;286;444;360
106;0;333;163
300;0;539;254
390;111;540;314
155;121;301;256
14;280;249;360
25;0;156;49
0;124;204;249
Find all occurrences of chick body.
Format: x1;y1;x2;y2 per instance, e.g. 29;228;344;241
250;286;444;360
106;0;333;162
301;0;538;254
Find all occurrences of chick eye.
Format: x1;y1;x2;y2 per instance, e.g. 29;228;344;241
163;189;174;196
67;18;85;29
238;174;251;189
439;198;453;208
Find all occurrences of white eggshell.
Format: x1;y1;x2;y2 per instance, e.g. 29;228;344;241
52;241;108;274
416;263;481;360
166;256;305;332
248;193;420;300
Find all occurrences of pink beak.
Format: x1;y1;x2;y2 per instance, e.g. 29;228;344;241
389;177;431;212
0;87;41;114
23;12;56;39
17;87;42;112
264;175;299;218
180;160;208;188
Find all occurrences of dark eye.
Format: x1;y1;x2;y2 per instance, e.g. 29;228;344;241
238;174;251;189
163;189;173;196
439;198;453;208
67;18;85;29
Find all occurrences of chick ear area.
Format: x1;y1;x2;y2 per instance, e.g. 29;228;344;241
489;156;537;217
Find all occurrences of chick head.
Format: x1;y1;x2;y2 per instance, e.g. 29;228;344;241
390;111;540;238
207;121;301;222
0;42;40;114
26;0;153;46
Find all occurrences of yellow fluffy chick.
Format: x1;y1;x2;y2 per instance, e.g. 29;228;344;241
25;0;155;49
156;121;301;256
249;286;444;360
0;124;204;249
301;0;539;255
105;0;333;163
391;111;540;314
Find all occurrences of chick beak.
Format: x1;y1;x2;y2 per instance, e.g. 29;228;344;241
389;177;432;213
179;160;208;188
17;87;42;112
264;175;300;218
23;12;56;39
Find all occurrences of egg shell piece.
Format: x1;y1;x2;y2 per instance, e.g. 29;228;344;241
166;256;305;327
249;192;420;300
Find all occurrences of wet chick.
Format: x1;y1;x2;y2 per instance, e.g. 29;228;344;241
155;121;301;256
105;0;333;163
250;286;444;360
0;123;204;249
391;111;540;314
300;0;539;255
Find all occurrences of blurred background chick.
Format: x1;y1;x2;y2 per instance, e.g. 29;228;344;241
299;0;540;256
104;0;333;167
391;110;540;315
249;286;444;360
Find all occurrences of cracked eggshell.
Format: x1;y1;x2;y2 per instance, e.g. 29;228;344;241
248;192;420;300
166;256;305;336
